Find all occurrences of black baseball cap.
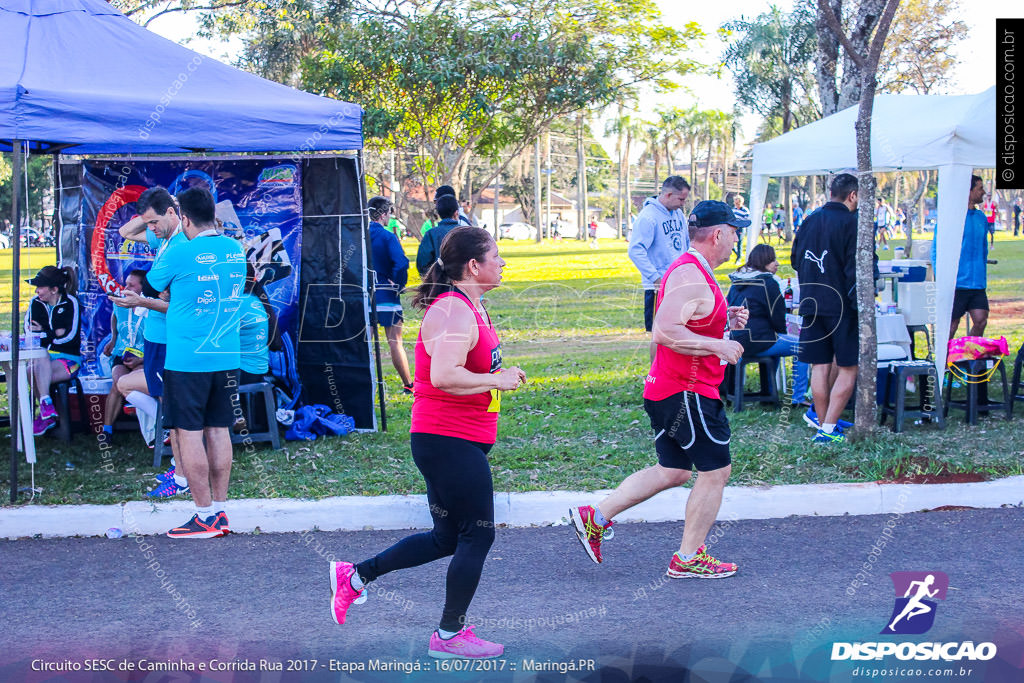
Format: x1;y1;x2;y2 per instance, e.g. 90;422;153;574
688;200;751;229
26;266;64;288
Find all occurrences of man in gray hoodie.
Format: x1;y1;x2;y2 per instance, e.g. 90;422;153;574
628;176;691;355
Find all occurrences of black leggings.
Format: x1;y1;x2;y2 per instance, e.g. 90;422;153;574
356;433;495;632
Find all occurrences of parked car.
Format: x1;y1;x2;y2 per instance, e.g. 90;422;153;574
499;222;534;240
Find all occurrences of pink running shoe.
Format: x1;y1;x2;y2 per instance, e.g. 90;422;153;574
666;544;738;579
329;561;366;625
428;626;504;659
33;415;57;436
39;399;57;421
569;505;613;564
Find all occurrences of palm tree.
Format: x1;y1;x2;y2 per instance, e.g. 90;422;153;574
605;110;645;237
641;121;663;188
656;106;688;181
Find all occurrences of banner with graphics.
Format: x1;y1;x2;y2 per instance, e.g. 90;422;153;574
78;159;302;383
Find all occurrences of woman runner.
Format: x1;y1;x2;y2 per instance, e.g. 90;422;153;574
329;226;526;659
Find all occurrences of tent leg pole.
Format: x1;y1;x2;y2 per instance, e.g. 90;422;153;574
368;287;387;432
10;140;24;503
357;151;387;432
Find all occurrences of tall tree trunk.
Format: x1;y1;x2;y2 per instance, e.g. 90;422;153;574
903;170;928;251
703;139;712;200
815;0;842;116
625;134;633;228
853;78;879;434
689;141;697;193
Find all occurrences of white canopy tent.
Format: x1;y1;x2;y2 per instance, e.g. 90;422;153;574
748;87;997;379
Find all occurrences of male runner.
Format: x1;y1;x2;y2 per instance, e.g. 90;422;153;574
571;200;750;578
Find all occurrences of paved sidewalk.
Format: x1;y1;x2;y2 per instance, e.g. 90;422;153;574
1;508;1021;682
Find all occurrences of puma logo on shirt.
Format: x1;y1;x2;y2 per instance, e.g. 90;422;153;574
804;249;828;273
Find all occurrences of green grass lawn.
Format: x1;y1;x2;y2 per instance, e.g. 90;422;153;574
2;235;1023;506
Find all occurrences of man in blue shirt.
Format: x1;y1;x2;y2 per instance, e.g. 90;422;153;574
117;187;190;498
368;196;413;392
416;195;461;277
148;188;246;539
934;175;989;340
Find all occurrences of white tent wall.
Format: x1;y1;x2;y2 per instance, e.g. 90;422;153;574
748;173;769;257
933;164;973;379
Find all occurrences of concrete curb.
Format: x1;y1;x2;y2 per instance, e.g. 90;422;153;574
1;476;1022;539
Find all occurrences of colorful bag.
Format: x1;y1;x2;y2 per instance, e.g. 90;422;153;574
946;336;1009;385
946;336;1008;363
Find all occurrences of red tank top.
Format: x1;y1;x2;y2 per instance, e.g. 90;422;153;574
410;290;503;444
643;252;728;401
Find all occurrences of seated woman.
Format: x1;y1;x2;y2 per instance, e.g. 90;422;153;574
237;264;282;430
726;245;810;407
23;266;82;436
100;269;148;438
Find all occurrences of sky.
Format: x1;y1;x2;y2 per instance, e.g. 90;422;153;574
150;1;1018;157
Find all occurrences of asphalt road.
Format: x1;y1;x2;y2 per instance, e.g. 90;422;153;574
1;508;1021;682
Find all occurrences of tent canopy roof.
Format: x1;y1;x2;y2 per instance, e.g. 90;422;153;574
751;88;995;177
0;0;362;154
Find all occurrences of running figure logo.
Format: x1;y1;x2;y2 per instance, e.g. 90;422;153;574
882;571;949;635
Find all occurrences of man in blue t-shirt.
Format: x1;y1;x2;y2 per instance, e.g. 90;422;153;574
148;187;246;540
368;196;413;392
117;186;191;498
933;175;989;340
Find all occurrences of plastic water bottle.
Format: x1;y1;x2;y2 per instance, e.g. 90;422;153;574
105;528;123;539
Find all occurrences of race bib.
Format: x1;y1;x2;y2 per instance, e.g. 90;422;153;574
487;389;501;413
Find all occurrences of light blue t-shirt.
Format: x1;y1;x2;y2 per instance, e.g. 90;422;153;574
238;293;270;375
142;227;187;344
111;306;145;358
147;231;246;373
931;209;988;289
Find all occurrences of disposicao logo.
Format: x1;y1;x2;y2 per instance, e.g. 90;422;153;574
196;253;217;265
883;571;947;635
831;571;997;663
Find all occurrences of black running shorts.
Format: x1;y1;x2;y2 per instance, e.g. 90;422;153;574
951;288;988;320
162;369;239;431
644;390;731;472
798;313;859;367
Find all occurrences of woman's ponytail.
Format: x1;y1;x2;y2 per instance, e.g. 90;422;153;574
411;227;492;310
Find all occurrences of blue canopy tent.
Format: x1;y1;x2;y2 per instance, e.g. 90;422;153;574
2;0;383;501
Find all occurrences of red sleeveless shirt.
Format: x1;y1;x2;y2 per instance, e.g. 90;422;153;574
643;252;728;401
410;290;503;444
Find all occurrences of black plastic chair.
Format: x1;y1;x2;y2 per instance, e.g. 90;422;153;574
1010;344;1024;418
942;359;1011;425
52;376;88;442
722;357;780;413
879;360;945;433
231;381;281;449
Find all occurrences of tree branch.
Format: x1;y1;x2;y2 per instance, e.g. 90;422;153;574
866;0;901;66
816;0;867;69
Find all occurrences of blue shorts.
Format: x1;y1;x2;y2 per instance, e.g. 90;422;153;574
143;339;166;398
377;308;403;328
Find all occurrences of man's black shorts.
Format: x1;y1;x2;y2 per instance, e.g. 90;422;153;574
644;289;657;332
798;313;859;367
162;369;238;431
644;391;730;472
951;288;989;320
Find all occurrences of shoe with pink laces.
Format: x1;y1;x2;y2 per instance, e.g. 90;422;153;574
428;626;504;659
329;561;367;625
